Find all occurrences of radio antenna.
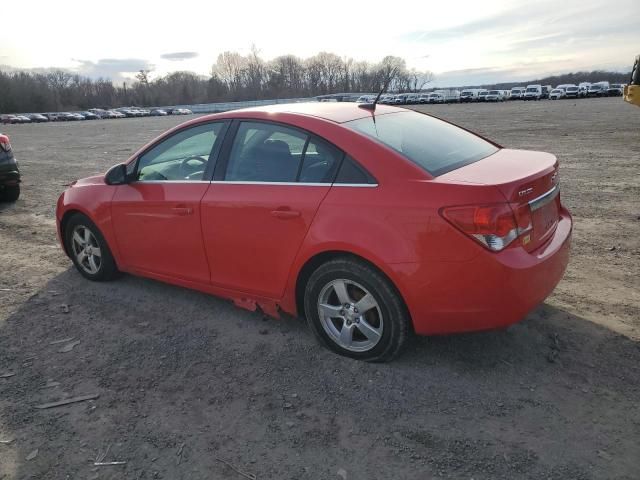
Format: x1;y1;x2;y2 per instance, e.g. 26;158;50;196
359;68;397;112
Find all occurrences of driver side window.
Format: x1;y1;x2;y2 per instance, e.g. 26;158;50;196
136;122;225;182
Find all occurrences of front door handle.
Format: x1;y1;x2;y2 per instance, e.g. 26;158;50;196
271;208;301;219
171;205;194;216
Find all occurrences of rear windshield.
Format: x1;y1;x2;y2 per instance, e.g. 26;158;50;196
344;111;498;177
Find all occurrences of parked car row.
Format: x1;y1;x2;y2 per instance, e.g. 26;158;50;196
0;107;193;124
356;80;626;106
358;91;463;105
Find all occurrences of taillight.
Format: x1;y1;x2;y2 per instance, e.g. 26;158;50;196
0;138;10;152
441;203;532;252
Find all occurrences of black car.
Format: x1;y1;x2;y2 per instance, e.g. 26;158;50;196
78;111;100;120
0;133;20;202
28;113;49;123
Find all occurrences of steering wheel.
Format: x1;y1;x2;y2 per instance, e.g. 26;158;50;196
180;155;207;178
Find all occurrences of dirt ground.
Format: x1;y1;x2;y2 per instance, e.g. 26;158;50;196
1;98;639;480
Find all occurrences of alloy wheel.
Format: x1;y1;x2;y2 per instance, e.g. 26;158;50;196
317;279;383;352
70;225;102;275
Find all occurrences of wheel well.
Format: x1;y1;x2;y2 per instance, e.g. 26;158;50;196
59;209;83;257
294;250;412;327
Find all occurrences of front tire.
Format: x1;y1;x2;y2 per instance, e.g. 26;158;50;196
0;185;20;202
64;213;119;281
304;257;410;362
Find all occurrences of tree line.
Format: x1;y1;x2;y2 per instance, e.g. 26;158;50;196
0;51;431;114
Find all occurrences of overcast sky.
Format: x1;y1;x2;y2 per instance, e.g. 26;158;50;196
0;0;637;86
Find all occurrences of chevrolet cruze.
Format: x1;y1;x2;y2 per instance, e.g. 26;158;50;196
56;103;572;361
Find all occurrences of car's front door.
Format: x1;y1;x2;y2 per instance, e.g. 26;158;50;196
200;120;343;298
111;121;228;283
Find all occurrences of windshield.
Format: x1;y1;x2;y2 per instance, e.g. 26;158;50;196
344;111;498;177
488;90;500;95
526;87;538;92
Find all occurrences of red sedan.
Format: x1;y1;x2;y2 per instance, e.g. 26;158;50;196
56;103;572;361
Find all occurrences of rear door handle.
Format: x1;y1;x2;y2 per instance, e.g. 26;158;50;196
171;205;194;216
271;208;301;219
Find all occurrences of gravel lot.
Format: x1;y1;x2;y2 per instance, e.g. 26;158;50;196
1;98;639;480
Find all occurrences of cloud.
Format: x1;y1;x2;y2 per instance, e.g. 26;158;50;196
72;58;155;81
160;51;199;61
401;0;638;52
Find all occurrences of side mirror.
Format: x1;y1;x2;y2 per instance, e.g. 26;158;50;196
104;163;128;185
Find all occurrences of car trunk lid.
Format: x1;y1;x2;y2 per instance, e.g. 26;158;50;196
438;148;560;252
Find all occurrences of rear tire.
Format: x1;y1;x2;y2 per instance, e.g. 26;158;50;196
303;257;410;362
64;213;119;281
0;185;20;202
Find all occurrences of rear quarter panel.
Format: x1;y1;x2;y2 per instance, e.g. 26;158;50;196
281;177;508;317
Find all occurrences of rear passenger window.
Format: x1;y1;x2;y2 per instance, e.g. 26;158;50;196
225;122;306;182
224;121;344;184
298;138;343;183
335;156;377;184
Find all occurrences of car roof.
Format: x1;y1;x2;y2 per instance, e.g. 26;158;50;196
226;102;406;124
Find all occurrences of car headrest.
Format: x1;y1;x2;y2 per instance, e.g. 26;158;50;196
262;140;292;158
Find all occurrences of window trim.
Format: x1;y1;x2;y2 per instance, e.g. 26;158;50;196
130;120;230;183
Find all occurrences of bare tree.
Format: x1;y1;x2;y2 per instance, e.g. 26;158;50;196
135;69;151;86
213;52;247;99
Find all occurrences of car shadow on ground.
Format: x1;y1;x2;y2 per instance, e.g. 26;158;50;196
1;268;639;480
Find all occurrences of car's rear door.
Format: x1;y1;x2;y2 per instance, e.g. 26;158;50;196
200;120;343;298
111;121;228;283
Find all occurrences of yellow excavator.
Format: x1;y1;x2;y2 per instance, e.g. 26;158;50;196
623;55;639;107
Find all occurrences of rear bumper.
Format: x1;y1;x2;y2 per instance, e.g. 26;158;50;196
394;208;572;335
0;164;20;187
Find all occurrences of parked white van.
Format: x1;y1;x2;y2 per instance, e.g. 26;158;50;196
549;88;565;100
587;81;609;97
510;87;526;99
524;85;542;100
427;93;445;104
404;93;420;104
356;95;376;104
460;89;481;102
564;85;580;98
485;90;506;102
556;84;576;92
